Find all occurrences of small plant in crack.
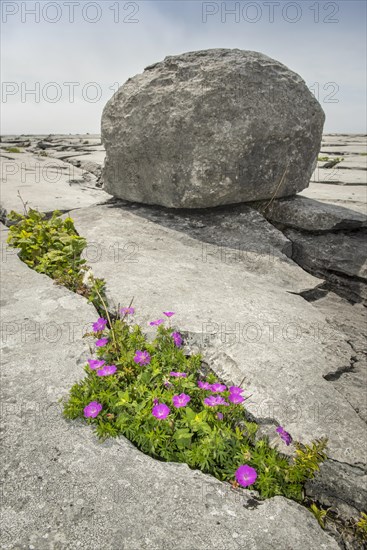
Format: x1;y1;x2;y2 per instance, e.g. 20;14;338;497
7;208;107;312
309;502;329;528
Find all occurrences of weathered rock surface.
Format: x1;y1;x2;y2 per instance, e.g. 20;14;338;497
102;49;325;208
0;150;111;222
305;291;367;424
259;196;367;232
70;203;367;522
300;182;367;214
0;225;340;549
256;196;367;304
285;229;367;304
311;167;367;186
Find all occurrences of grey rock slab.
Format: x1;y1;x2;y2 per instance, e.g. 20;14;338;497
336;156;367;170
320;144;367;156
306;459;367;521
260;196;367;232
63;151;105;166
311;167;367;186
306;291;367;424
0;226;339;549
106;200;294;260
102;49;324;207
285;229;367;304
70;204;366;471
299;182;367;214
0;151;111;220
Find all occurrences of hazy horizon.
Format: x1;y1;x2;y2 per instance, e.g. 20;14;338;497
1;1;366;134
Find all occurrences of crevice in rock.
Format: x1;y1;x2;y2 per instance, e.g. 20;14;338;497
287;282;330;302
0;202;111;228
323;356;357;382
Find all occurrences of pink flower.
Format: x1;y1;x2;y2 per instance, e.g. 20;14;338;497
150;319;164;326
229;393;245;405
96;365;117;377
172;393;191;408
229;386;244;394
87;359;105;370
217;412;224;420
211;383;227;393
198;381;211;390
171;332;182;347
152;403;170;420
84;401;102;418
134;350;151;365
92;318;108;332
95;338;108;347
235;465;257;487
204;395;228;407
170;371;187;378
163;311;175;317
276;426;293;446
120;307;135;315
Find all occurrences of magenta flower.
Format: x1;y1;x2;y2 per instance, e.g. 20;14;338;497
229;386;244;394
83;401;102;418
92;317;108;332
133;350;151;365
217;412;224;420
164;380;173;388
170;371;187;378
95;338;108;347
163;311;175;317
120;307;135;315
87;359;105;370
211;383;227;393
198;381;211;390
229;393;245;405
276;426;293;446
152;403;170;420
204;395;228;407
171;331;182;347
153;398;159;406
150;319;164;326
97;365;117;377
235;465;257;487
172;393;191;408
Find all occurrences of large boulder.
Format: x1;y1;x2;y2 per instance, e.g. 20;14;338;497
102;49;325;208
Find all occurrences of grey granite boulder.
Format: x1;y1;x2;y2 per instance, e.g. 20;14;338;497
102;49;325;208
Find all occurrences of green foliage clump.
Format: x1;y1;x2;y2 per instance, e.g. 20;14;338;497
310;503;329;528
64;320;328;501
7;209;107;311
4;146;22;153
356;512;367;541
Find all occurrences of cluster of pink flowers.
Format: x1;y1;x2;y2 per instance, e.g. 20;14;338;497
199;382;246;408
152;392;191;419
148;312;183;348
86;312;258;489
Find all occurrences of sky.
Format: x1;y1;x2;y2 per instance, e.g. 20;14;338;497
1;0;366;134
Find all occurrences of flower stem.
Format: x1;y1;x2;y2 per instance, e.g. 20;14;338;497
94;285;117;348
